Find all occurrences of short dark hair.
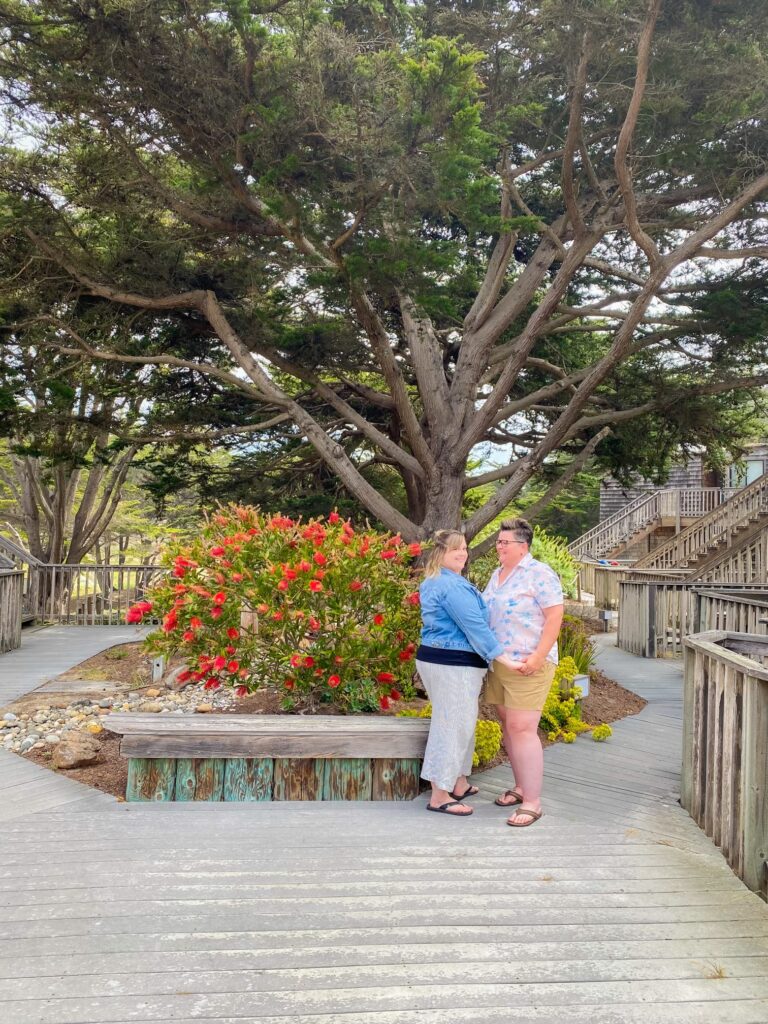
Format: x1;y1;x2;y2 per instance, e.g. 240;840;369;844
498;517;533;547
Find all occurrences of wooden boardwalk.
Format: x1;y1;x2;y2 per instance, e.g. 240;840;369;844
0;630;767;1023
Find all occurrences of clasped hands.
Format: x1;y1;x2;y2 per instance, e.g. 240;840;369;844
497;652;546;676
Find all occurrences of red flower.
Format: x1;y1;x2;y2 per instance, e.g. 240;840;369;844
328;511;340;524
343;522;355;536
235;685;248;698
379;695;390;711
389;690;402;701
210;546;225;556
182;631;195;642
231;572;243;582
172;566;187;578
328;674;341;688
290;654;302;668
373;613;385;626
309;580;323;592
314;569;325;580
277;579;290;592
398;649;413;662
334;656;344;665
257;604;268;614
406;591;420;606
381;550;397;560
303;656;315;668
210;607;223;619
283;568;297;580
177;670;193;683
126;606;144;624
340;534;351;545
313;552;327;566
225;645;235;655
272;612;283;621
190;616;203;629
377;672;395;683
204;678;221;690
408;543;422;557
213;592;226;605
227;627;239;640
227;660;239;674
213;655;226;671
173;584;187;594
297;560;311;572
284;678;295;690
348;580;363;592
309;616;321;630
161;610;178;633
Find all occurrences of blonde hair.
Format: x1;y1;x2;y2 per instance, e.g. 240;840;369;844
422;529;466;577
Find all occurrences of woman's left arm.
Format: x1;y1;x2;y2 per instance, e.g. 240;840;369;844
519;604;564;675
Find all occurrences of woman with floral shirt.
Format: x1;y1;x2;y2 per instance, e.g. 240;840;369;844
483;518;564;827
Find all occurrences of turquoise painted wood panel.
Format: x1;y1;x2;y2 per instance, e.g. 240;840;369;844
174;759;197;801
322;758;373;800
194;758;225;800
223;758;274;801
126;758;177;801
272;758;324;800
174;758;225;800
371;758;421;800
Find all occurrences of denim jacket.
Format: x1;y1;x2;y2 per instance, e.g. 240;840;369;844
419;568;504;664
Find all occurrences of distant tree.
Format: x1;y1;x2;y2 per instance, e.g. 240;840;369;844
2;0;768;545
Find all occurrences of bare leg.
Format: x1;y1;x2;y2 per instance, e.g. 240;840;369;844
498;707;543;823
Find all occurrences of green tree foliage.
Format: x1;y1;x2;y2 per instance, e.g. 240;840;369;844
1;0;767;546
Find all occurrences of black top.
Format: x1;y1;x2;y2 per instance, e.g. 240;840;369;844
415;644;488;669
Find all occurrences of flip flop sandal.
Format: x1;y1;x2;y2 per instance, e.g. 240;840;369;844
450;785;479;800
426;800;473;816
494;789;523;807
507;807;542;827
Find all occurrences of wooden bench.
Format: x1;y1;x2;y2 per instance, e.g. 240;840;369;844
104;714;430;802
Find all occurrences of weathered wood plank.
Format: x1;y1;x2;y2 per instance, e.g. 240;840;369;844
125;758;176;802
322;758;373;800
372;758;422;800
272;758;324;800
223;758;273;801
119;733;428;758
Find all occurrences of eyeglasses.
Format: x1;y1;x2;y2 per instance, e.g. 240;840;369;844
496;539;527;547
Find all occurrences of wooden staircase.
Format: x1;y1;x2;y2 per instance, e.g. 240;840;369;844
569;487;734;561
633;472;768;573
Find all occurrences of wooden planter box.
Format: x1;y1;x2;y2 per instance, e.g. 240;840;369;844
104;714;430;802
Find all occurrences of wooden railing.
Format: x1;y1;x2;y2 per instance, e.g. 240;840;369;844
0;570;23;653
618;579;768;658
634;473;768;571
33;564;165;625
695;522;768;584
569;488;736;560
682;630;768;899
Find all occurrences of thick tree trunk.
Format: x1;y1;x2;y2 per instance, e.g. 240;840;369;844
420;473;466;537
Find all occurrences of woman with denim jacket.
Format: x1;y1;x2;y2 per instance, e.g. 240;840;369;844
416;530;522;817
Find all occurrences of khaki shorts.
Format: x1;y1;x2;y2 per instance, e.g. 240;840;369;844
485;660;556;712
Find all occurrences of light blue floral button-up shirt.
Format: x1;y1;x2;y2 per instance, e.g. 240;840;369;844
483;553;564;664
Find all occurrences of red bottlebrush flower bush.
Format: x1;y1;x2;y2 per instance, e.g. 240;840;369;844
127;506;422;713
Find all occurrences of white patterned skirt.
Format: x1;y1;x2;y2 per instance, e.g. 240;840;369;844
416;660;487;790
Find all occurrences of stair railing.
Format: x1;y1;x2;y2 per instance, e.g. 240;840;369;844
569;487;734;560
634;474;768;571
